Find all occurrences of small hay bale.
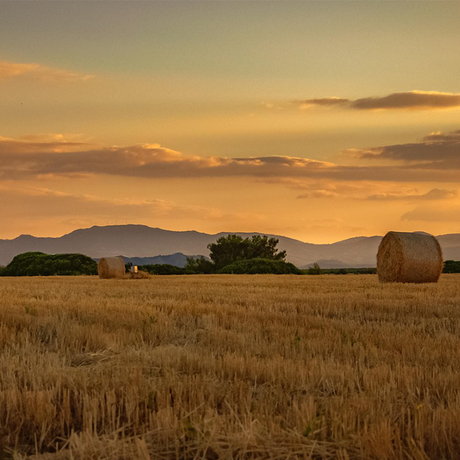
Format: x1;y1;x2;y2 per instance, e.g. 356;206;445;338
377;231;443;283
98;257;125;279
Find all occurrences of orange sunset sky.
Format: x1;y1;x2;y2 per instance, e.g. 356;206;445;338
1;0;460;243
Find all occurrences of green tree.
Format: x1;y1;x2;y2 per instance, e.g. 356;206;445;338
207;235;245;270
184;256;215;274
2;252;97;276
307;262;322;275
443;260;460;273
207;234;286;270
243;235;287;261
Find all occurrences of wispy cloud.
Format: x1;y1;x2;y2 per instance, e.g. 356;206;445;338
298;91;460;111
402;205;460;222
367;188;457;201
0;134;94;155
0;185;240;223
294;180;457;201
0;60;93;82
297;189;339;199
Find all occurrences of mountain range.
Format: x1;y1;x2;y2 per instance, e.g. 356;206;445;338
99;253;202;268
1;225;460;268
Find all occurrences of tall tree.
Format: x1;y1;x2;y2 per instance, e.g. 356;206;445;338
243;235;286;261
207;235;246;270
207;234;286;270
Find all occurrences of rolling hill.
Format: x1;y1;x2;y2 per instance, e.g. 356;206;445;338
1;225;459;268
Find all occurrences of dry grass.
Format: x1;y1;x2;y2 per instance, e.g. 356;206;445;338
0;274;460;459
125;271;151;280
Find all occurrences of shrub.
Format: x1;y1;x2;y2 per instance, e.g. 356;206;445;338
306;262;322;275
139;264;187;275
443;260;460;273
2;252;97;276
218;258;301;275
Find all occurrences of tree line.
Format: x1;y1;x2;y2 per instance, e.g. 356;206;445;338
138;235;299;275
1;238;459;276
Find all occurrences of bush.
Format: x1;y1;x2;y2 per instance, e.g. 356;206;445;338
139;264;187;275
2;252;98;276
218;258;301;275
301;267;377;275
443;260;460;273
306;262;322;275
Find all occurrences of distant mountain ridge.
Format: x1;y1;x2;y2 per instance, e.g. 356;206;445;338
1;224;460;268
101;253;204;268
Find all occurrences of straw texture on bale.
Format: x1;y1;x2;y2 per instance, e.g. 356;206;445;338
98;257;125;279
377;231;443;283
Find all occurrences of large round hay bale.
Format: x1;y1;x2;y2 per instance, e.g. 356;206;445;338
98;257;125;279
377;231;443;283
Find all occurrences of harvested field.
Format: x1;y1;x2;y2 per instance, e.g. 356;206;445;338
1;274;460;459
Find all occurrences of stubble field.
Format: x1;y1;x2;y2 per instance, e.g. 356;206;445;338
1;274;460;459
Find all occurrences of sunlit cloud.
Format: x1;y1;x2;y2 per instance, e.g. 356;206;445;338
0;136;336;180
355;129;460;167
299;97;349;109
2;130;460;184
422;130;460;143
297;91;460;111
0;60;93;82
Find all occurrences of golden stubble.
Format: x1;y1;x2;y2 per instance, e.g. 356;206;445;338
1;274;460;459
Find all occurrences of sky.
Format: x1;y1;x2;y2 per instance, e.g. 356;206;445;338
1;0;460;243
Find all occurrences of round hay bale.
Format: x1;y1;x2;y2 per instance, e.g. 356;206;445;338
377;231;443;283
98;257;125;279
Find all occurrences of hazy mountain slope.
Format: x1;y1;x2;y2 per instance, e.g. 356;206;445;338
437;234;460;260
0;226;211;266
1;225;459;267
